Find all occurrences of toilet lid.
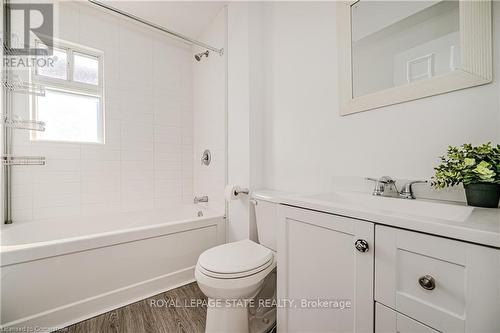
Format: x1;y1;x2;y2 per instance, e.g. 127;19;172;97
198;239;273;276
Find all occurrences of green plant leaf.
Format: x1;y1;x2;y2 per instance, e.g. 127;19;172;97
431;142;500;188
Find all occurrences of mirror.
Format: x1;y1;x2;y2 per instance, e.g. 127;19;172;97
351;1;460;98
337;0;492;115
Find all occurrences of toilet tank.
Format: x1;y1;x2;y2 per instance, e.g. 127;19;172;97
252;190;282;251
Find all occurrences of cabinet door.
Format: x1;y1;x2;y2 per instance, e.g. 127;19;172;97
375;225;500;333
277;206;374;333
375;302;439;333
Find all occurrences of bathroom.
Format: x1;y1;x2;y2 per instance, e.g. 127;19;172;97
1;0;499;332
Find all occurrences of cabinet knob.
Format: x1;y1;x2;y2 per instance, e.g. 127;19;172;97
355;239;369;253
418;275;436;290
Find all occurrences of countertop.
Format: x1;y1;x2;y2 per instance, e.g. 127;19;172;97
259;190;500;248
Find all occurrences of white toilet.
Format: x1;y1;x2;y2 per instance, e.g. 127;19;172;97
195;191;278;333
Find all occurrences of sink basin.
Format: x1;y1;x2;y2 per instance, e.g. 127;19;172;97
306;192;474;222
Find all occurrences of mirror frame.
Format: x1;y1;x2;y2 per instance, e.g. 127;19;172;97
337;0;492;116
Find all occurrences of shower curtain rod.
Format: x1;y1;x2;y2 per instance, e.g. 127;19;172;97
87;0;224;55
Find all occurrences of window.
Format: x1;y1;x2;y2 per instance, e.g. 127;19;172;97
32;40;104;143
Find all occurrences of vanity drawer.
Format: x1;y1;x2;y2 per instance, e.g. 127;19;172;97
375;225;500;333
375;302;438;333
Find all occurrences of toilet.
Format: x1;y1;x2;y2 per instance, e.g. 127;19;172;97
195;191;278;333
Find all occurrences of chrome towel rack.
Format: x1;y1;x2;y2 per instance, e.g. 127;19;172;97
2;113;46;225
2;155;46;166
2;1;47;224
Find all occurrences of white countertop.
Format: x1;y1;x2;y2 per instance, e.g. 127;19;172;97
270;191;500;248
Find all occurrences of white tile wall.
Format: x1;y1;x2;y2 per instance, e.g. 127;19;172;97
9;1;195;222
193;8;227;214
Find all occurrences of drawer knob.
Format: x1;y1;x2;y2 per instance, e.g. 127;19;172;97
418;275;436;290
355;239;369;253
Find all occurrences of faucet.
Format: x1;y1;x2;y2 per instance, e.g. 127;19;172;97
366;177;427;199
399;180;428;199
194;195;209;204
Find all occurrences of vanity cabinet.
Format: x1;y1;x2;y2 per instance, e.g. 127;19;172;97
375;302;438;333
276;206;374;333
375;225;500;333
277;205;500;333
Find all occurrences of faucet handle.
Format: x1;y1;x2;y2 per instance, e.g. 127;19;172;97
365;176;394;184
400;180;428;199
366;176;399;197
201;150;211;166
366;177;394;196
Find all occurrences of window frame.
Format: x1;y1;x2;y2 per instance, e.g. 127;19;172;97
31;38;105;144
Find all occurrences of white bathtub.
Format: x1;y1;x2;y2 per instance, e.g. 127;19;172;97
0;205;225;331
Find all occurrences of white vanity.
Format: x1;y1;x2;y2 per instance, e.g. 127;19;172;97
275;192;500;333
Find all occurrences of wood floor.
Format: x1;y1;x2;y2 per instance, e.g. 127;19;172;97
60;282;207;333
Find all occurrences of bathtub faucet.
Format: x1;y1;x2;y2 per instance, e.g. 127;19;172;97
194;196;209;204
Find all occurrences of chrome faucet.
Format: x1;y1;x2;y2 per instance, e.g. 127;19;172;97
194;195;209;204
366;177;427;199
399;180;428;199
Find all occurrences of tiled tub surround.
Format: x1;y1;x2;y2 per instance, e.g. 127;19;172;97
9;1;195;222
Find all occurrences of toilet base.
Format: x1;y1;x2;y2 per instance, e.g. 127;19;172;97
205;298;250;333
203;270;277;333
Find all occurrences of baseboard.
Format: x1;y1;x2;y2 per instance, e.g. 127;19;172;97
2;266;197;332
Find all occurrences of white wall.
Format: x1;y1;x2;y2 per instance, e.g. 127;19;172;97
193;8;226;214
9;1;195;222
227;2;251;242
227;3;267;242
260;1;500;200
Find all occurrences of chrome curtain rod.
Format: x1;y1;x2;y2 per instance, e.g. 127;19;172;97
87;0;224;55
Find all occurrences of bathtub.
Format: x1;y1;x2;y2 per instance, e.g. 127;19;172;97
0;205;225;331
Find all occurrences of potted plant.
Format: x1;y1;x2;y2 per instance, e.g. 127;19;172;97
432;142;500;208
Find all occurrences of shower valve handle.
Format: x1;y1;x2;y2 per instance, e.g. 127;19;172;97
201;150;211;166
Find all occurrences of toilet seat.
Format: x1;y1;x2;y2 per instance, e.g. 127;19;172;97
198;258;273;279
195;253;277;298
197;240;274;279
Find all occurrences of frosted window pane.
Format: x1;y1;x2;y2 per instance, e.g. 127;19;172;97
37;48;67;80
73;53;99;85
36;89;101;143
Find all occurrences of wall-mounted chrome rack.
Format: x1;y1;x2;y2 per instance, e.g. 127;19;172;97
5;117;46;131
2;155;46;166
2;0;47;224
2;113;46;223
2;69;45;96
3;80;45;96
